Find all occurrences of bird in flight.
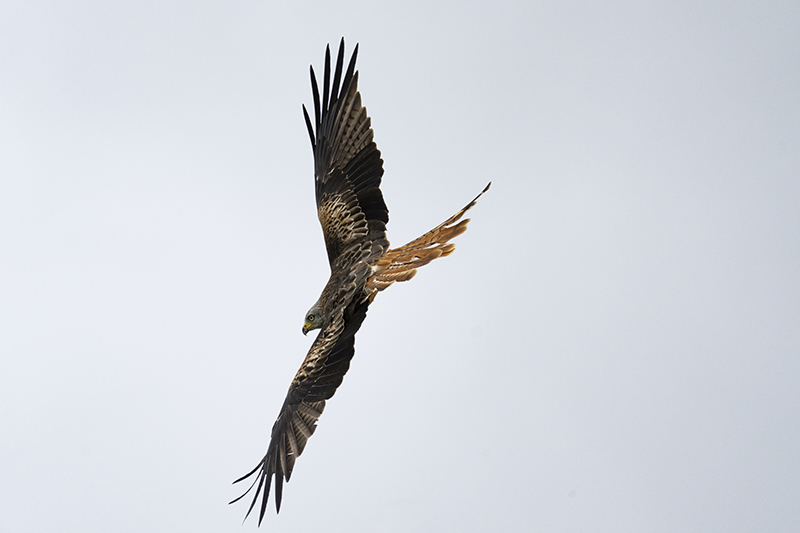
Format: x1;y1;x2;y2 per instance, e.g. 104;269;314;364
231;38;490;525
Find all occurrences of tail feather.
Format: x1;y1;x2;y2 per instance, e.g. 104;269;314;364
366;182;490;293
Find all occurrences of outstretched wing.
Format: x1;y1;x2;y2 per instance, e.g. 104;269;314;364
232;265;372;524
303;38;390;269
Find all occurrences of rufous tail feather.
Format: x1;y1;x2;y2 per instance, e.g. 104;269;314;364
365;182;490;296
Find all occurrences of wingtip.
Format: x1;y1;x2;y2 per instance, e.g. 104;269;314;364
274;473;284;514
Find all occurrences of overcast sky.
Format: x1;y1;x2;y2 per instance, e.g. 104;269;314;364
1;1;798;532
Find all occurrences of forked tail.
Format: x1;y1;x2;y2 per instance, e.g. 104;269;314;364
366;182;491;294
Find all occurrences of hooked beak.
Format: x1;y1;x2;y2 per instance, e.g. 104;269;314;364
302;324;309;336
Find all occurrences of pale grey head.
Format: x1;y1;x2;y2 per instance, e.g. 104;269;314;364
302;303;323;336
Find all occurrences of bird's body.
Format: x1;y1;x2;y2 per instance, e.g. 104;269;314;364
232;39;489;525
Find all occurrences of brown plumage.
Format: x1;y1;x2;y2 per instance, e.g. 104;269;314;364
231;39;489;526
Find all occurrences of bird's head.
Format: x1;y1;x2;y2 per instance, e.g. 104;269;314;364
302;304;323;336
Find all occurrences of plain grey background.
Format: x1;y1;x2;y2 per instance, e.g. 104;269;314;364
1;1;798;531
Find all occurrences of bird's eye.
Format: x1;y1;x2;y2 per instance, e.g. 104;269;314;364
307;314;315;322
